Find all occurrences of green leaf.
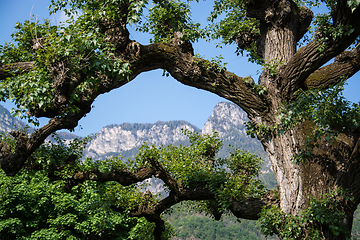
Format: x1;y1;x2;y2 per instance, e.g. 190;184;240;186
347;0;360;12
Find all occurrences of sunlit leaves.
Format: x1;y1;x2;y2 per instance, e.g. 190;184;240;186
0;170;152;239
206;0;262;64
0;8;131;123
139;0;202;43
279;81;360;133
133;129;265;212
49;0;147;25
348;0;360;12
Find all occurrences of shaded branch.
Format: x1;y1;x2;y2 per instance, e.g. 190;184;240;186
49;167;156;192
0;107;90;176
230;190;279;220
117;186;278;239
0;62;34;80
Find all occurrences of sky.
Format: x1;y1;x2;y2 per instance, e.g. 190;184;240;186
0;0;359;137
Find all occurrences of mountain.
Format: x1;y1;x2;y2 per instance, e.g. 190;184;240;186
202;102;270;171
83;102;267;161
202;101;248;137
0;102;268;169
0;105;27;132
84;121;201;159
0;104;78;141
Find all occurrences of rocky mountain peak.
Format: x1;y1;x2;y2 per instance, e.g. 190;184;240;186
0;105;27;132
202;101;248;138
85;120;200;159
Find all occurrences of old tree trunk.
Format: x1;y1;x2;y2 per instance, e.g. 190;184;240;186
1;0;360;239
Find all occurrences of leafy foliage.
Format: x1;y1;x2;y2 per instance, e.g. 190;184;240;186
0;127;267;239
259;189;353;239
0;2;131;125
139;0;202;43
0;132;155;239
277;81;360;162
153;130;265;211
0;170;153;240
206;0;262;64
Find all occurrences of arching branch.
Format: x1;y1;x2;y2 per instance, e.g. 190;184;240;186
0;8;270;177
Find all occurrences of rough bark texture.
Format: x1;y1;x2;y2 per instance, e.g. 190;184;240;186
1;0;360;239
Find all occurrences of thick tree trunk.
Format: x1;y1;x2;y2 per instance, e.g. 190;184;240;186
261;130;303;214
254;116;359;239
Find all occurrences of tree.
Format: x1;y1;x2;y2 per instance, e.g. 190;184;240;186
0;0;360;239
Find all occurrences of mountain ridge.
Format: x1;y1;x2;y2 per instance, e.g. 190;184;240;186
0;102;268;167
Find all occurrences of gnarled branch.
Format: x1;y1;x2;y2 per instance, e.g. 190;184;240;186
280;6;360;99
0;107;90;176
304;43;360;89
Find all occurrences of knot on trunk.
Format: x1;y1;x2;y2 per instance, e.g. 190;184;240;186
235;28;260;50
247;0;297;27
32;38;45;51
10;131;29;151
99;18;130;52
170;32;194;55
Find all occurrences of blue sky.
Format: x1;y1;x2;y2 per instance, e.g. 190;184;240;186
1;1;359;137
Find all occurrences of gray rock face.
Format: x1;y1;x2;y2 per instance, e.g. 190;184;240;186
0;105;27;132
202;101;248;138
82;102;268;167
202;102;271;172
0;102;273;194
0;105;79;141
84;121;200;159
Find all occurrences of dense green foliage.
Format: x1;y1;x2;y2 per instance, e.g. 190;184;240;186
259;189;353;239
131;129;266;215
0;1;132;126
0;170;153;240
0;128;267;239
0;133;155;239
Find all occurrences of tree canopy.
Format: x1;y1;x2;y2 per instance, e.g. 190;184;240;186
1;0;360;239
